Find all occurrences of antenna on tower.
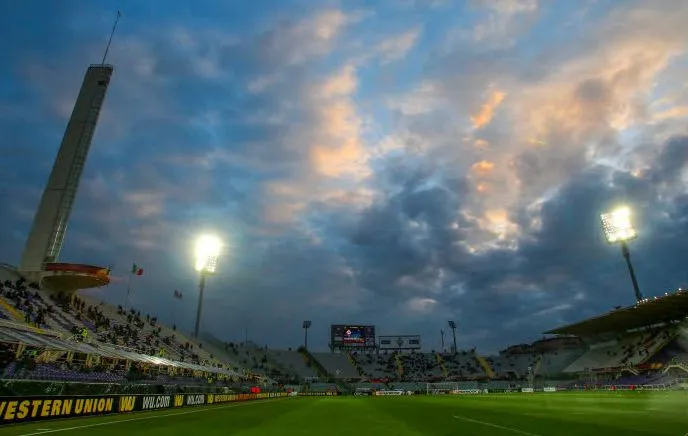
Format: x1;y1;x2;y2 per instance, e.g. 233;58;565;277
101;10;122;65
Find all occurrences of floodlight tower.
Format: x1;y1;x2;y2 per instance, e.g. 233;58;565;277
20;66;113;273
193;235;222;338
20;12;120;280
302;320;312;350
600;206;644;303
448;321;458;355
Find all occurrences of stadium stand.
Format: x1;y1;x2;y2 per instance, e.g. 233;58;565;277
310;352;359;378
1;255;687;399
266;350;318;379
0;265;281;398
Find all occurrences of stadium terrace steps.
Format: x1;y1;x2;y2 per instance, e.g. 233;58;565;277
640;329;680;365
346;352;366;377
354;353;395;378
394;353;404;376
564;328;681;373
0;296;45;334
77;294;220;364
300;348;328;379
1;266;266;382
237;344;290;378
435;353;448;378
267;350;318;378
194;336;246;373
533;355;543;375
31;289;95;334
0;297;25;323
488;353;533;377
310;352;359;378
539;349;585;374
474;354;495;378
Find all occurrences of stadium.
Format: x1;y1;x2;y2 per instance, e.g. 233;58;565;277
2;5;688;436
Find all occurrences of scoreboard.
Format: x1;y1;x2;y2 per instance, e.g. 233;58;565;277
331;325;376;348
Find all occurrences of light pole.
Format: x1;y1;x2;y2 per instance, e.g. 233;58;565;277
448;321;457;355
303;320;312;350
193;234;222;338
600;206;644;303
440;329;445;353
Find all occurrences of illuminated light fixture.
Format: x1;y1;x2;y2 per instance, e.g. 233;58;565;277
193;234;223;338
600;207;637;243
195;234;222;273
600;206;644;303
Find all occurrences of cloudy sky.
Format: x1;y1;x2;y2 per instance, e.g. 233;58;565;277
1;0;688;354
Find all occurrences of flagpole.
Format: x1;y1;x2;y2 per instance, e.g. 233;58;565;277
101;11;121;65
106;264;113;288
124;270;132;310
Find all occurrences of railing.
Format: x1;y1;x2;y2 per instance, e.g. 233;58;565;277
0;379;236;397
599;383;676;391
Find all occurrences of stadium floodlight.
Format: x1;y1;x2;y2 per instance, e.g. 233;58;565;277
194;234;222;273
303;320;312;350
600;206;636;244
447;321;458;355
193;234;222;338
600;206;644;303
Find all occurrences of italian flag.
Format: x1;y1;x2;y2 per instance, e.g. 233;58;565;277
131;264;144;276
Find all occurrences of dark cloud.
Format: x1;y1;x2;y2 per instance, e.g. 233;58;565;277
327;134;688;350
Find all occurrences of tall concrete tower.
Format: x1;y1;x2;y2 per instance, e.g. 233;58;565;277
20;64;113;273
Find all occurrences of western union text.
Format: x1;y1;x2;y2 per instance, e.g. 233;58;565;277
0;397;114;422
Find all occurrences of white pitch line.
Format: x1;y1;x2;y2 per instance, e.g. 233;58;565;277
453;415;543;436
18;399;288;436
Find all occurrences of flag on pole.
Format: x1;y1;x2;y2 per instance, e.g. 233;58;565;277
173;290;183;299
131;264;144;276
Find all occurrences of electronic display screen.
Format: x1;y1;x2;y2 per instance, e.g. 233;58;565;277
331;325;375;347
343;326;365;343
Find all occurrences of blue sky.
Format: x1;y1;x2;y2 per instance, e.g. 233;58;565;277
2;0;688;353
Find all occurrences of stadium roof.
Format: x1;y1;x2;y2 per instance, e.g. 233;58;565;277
545;290;688;336
0;322;240;377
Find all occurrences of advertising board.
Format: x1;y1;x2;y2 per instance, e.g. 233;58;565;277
378;335;421;350
0;392;287;426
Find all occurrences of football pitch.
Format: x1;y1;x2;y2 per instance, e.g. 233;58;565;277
0;392;686;436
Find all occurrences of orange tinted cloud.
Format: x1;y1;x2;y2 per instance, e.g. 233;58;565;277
471;160;495;174
483;208;519;240
653;105;688;121
309;66;370;179
317;65;357;98
474;138;490;149
471;90;506;128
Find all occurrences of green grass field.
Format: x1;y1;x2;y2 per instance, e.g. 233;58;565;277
0;392;686;436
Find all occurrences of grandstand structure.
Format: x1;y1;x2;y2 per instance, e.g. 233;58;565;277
19;64;114;293
344;291;688;393
545;291;688;379
2;249;687;395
